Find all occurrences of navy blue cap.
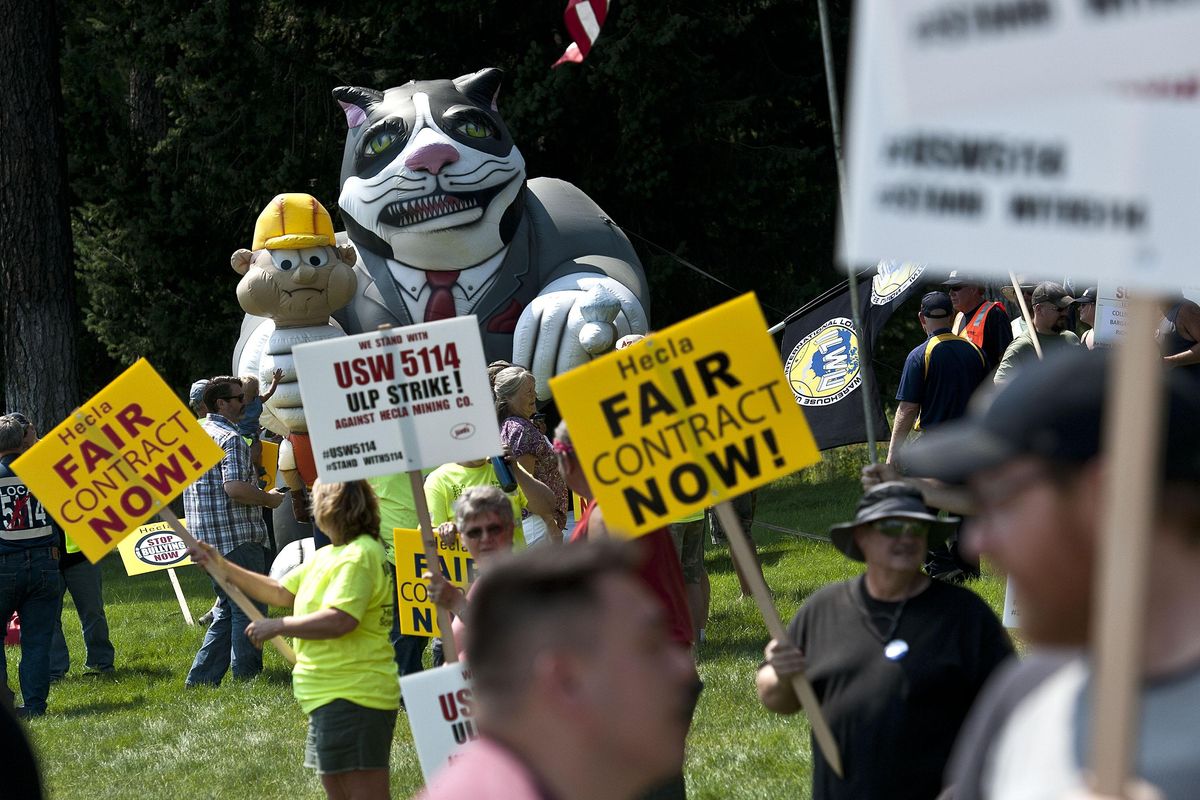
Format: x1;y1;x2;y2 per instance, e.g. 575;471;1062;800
920;291;954;319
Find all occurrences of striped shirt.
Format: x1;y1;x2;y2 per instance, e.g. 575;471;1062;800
183;414;267;555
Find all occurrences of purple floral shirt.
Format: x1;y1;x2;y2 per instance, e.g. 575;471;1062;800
500;416;568;519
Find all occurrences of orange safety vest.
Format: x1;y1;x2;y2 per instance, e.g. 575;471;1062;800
955;301;1002;351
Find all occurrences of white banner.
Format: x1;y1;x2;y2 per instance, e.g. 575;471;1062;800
842;0;1200;292
1094;284;1130;345
399;663;477;782
875;0;1200;113
293;317;499;480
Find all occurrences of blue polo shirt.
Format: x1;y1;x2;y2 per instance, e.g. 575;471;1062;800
896;328;988;430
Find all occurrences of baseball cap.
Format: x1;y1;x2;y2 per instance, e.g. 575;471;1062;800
898;349;1200;485
920;291;954;319
1032;282;1074;309
189;379;210;409
1075;287;1097;305
828;483;957;561
943;270;977;288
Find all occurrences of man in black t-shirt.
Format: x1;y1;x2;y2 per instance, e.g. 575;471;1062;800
756;483;1013;800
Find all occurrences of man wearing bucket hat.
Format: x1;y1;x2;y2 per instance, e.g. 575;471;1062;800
899;350;1200;800
756;482;1012;800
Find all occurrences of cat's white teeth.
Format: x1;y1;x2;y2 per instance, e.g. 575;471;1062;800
391;193;478;226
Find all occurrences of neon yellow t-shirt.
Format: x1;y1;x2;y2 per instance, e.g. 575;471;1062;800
280;535;400;714
424;462;527;550
366;470;428;566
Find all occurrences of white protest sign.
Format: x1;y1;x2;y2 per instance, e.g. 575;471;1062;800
1094;284;1130;346
399;663;477;782
292;317;499;480
874;0;1200;113
1002;575;1020;630
842;0;1200;292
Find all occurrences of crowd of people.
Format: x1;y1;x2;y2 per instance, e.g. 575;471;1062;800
3;285;1200;800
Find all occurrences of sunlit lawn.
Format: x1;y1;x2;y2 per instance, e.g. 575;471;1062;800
16;466;1006;799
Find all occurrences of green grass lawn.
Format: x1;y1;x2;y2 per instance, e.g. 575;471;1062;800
15;469;1007;799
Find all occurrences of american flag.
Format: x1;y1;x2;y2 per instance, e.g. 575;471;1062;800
554;0;609;67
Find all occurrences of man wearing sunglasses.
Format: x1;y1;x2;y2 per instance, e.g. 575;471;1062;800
184;376;286;687
994;282;1081;384
756;482;1012;800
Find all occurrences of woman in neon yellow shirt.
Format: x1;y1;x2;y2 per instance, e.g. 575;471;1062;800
187;480;398;800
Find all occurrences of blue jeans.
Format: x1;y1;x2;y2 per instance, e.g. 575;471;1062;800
386;563;426;677
186;542;268;686
50;557;115;676
0;547;64;715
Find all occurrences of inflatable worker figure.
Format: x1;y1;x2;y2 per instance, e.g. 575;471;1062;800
232;193;357;523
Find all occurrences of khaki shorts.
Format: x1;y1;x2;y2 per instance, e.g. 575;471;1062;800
669;520;706;584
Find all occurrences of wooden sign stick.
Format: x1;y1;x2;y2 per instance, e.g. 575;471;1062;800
166;567;195;626
1009;271;1043;359
159;508;297;664
713;501;844;778
409;471;459;663
1090;296;1163;795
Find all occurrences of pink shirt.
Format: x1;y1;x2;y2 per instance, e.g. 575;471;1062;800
417;737;554;800
448;583;477;663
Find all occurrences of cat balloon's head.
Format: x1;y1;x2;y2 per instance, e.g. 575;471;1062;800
333;69;527;270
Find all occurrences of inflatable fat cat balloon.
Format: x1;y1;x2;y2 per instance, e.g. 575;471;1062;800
235;68;650;401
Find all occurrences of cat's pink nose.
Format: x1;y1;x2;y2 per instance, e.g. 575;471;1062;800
405;143;460;175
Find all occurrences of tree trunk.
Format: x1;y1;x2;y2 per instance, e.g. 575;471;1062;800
0;0;81;429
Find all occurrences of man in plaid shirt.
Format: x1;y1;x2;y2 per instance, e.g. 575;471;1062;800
184;376;286;687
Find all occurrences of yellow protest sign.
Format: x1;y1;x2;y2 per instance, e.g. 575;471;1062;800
13;359;224;563
550;294;820;536
260;438;279;489
117;519;195;576
393;527;475;637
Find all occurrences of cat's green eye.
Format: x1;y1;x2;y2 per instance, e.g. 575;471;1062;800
458;121;492;139
368;131;397;155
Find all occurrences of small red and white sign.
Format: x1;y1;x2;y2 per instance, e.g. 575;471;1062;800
400;663;477;782
555;0;609;66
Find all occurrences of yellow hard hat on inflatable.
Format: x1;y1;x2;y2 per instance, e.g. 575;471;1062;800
252;193;336;250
